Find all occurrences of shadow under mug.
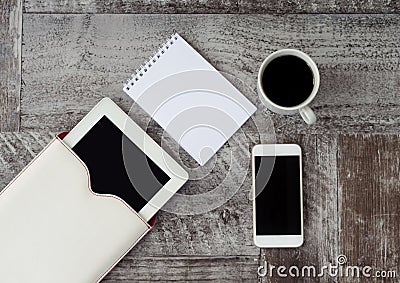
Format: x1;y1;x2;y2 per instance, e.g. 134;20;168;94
257;49;320;125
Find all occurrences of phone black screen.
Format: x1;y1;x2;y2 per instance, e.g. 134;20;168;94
255;156;301;235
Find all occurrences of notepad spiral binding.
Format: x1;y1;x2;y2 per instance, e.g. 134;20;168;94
124;33;179;91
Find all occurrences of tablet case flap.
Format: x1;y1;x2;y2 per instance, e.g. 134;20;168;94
0;136;151;283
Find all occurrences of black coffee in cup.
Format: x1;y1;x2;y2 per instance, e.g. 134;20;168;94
261;55;314;108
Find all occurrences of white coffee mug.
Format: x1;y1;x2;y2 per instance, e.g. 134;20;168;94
257;49;319;125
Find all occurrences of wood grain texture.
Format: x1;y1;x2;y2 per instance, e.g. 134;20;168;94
238;0;400;14
23;0;239;14
338;134;400;282
21;14;400;134
0;0;22;131
22;0;400;14
102;256;258;282
0;132;53;188
259;134;338;282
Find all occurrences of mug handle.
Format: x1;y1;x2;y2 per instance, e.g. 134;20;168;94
299;106;316;125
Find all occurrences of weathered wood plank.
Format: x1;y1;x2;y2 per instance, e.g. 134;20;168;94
0;132;53;188
338;134;400;282
21;14;400;134
0;0;21;131
22;0;400;14
23;0;240;14
0;132;260;257
239;0;399;14
259;134;338;282
103;256;258;282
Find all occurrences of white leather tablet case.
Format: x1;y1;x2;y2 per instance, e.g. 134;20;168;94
0;135;152;282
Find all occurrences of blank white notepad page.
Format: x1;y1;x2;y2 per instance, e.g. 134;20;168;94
124;33;256;166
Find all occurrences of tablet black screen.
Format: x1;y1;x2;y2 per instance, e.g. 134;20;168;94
71;116;170;213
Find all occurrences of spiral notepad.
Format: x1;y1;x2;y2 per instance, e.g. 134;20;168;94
123;33;256;166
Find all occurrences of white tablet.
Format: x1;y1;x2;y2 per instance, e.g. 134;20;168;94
63;97;188;221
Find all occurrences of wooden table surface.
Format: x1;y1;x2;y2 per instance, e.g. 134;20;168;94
1;1;399;282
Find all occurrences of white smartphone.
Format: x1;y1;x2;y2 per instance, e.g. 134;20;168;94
252;144;304;248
